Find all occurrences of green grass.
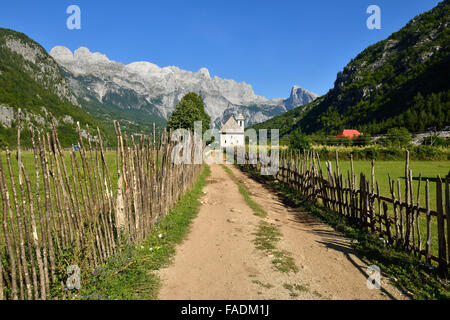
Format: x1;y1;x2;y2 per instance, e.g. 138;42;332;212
68;164;211;300
271;250;299;273
221;164;298;274
253;221;281;251
318;159;449;257
0;150;167;197
319;160;449;212
252;279;274;289
220;164;267;218
283;283;309;297
245;166;449;300
0;150;119;195
253;221;299;274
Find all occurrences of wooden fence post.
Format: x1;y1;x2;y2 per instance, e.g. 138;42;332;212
436;176;448;276
425;180;432;264
445;176;450;272
383;202;393;244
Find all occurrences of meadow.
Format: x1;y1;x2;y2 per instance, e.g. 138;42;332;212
0;151;118;196
319;160;449;212
3;151;448;212
315;159;449;261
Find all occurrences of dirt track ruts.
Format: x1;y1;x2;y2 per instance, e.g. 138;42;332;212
157;164;408;300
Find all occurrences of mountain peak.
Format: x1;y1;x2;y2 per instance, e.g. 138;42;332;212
50;46;112;66
198;67;210;78
284;85;318;110
74;46;111;64
50;46;74;63
126;61;161;74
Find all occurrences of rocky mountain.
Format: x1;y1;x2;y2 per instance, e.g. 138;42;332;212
0;28;111;148
283;86;317;110
253;0;450;140
50;46;317;129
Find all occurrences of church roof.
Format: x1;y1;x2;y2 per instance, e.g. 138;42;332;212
220;116;244;134
236;113;245;120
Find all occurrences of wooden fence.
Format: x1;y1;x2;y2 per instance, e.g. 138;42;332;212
240;148;449;275
0;112;202;300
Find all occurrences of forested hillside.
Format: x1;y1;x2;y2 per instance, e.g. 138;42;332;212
253;0;450;139
0;28;113;148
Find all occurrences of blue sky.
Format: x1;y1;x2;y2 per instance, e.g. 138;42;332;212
0;0;442;99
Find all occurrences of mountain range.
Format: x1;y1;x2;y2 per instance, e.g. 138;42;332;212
49;46;317;130
0;26;316;147
0;28;109;147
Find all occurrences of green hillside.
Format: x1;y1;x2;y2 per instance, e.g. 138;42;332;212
0;28;114;148
253;0;450;140
60;69;167;136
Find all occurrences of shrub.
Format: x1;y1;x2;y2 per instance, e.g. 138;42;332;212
422;136;449;148
380;127;412;148
289;129;311;152
312;145;449;161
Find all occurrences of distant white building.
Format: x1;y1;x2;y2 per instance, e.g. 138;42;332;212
220;114;245;148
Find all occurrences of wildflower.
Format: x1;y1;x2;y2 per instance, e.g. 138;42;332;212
158;234;163;239
149;248;153;252
141;245;144;249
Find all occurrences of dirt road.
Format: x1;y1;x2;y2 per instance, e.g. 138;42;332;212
157;164;408;300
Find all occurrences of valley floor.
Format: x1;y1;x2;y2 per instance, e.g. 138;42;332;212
157;164;408;300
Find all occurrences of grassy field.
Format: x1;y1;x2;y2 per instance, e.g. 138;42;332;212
1;151;118;195
319;160;449;212
2;152;447;210
317;160;449;258
2;152;447;212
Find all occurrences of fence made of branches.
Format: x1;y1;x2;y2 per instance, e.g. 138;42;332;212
0;111;202;300
240;148;449;275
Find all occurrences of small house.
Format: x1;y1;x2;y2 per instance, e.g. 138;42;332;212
336;129;361;139
220;114;245;148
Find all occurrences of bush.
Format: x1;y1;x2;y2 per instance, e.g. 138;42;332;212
380;127;412;148
410;145;449;161
312;145;449;161
422;136;449;148
353;134;372;146
289;130;311;152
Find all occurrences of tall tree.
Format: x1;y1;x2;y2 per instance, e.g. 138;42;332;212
167;92;211;134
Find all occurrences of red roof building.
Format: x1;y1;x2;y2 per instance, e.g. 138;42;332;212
336;129;361;139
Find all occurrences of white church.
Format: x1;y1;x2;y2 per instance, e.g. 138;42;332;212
220;114;245;148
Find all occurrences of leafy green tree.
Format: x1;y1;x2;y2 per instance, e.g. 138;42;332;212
353;134;372;146
381;127;412;148
0;135;8;149
422;136;449;147
319;107;341;134
167;92;211;134
289;129;311;152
